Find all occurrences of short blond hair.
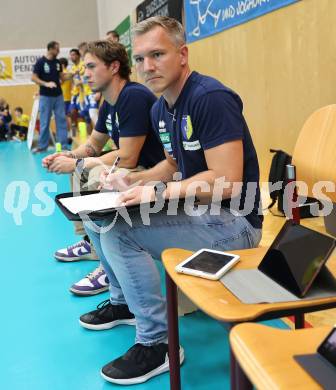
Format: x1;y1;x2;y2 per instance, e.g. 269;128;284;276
132;16;185;47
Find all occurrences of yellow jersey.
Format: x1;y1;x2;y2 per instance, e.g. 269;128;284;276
61;69;72;102
15;114;30;127
70;61;85;96
83;77;92;97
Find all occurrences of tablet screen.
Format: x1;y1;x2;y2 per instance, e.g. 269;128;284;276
181;251;236;274
258;222;335;296
318;328;336;367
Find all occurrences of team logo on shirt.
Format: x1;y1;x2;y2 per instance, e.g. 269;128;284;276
159;120;166;133
158;119;172;153
181;115;193;140
115;112;119;129
181;115;201;151
106;113;113;135
44;63;50;73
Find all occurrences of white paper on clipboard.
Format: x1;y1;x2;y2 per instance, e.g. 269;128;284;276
59;192;122;214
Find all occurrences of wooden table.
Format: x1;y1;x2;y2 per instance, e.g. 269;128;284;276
230;323;331;389
162;246;336;390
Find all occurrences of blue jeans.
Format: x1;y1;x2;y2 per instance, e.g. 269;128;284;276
85;208;261;346
38;95;68;149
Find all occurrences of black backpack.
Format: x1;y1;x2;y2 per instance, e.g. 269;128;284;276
267;149;292;214
267;149;321;217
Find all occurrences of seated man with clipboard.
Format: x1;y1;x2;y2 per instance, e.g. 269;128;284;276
80;17;263;385
42;41;165;295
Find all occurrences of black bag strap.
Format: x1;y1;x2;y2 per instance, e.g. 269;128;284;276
267;149;292;209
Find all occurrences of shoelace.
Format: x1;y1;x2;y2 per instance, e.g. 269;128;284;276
96;299;112;313
125;344;162;364
87;266;104;281
68;240;86;250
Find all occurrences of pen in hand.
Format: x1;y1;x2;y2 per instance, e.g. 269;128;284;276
100;156;120;190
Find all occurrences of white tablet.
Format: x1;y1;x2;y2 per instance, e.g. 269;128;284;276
175;248;240;280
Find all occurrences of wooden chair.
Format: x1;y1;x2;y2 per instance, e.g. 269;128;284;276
229;323;330;390
162;105;336;390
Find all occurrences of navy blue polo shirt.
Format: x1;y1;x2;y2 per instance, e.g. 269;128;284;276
95;82;165;168
151;71;263;228
33;56;62;97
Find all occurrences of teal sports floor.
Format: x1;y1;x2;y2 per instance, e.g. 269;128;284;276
1;142;288;390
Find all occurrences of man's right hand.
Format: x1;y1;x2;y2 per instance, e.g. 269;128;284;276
99;169;132;192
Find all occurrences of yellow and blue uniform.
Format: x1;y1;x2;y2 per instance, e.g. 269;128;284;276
70;61;85;111
61;69;72;114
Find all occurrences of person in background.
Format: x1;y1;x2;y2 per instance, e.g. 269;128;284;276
106;30;119;43
0;98;12;141
31;41;68;152
59;57;72;133
11;107;30;141
78;42;100;129
68;48;85;135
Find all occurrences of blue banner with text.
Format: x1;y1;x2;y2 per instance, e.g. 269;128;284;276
184;0;300;43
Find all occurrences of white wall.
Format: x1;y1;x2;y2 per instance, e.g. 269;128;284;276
96;0;143;38
0;0;99;50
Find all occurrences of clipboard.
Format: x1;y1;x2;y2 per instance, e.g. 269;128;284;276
55;190;148;221
55;190;191;221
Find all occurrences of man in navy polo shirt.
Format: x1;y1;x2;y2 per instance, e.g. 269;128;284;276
31;41;68;152
42;40;164;296
80;17;263;384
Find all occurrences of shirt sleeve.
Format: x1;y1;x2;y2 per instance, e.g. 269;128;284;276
117;89;156;137
33;59;42;76
191;90;245;150
95;102;108;134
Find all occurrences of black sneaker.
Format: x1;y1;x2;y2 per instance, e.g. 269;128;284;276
101;343;185;385
79;300;136;330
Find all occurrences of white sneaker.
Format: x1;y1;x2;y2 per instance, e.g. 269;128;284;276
54;239;99;262
70;264;109;296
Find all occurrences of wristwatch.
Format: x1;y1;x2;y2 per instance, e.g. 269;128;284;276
154;182;167;201
75;158;85;173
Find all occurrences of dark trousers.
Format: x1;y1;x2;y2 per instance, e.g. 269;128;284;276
10;124;28;140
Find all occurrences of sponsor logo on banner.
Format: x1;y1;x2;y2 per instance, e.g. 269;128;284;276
0;47;71;86
0;57;13;79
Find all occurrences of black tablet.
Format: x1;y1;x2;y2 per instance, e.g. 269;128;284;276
258;221;336;297
318;327;336;368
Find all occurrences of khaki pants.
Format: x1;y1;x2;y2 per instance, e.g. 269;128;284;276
70;165;144;236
